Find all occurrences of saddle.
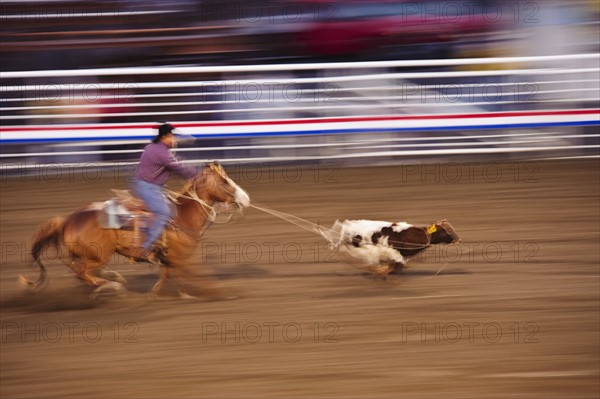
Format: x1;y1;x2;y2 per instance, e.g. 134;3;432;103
99;189;150;229
95;190;177;257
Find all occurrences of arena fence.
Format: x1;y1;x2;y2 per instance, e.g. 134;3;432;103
1;53;599;170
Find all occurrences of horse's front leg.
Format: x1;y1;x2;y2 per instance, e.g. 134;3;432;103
167;260;236;300
150;266;170;297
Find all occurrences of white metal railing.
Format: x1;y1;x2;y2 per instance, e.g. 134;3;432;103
1;53;599;167
2;53;598;78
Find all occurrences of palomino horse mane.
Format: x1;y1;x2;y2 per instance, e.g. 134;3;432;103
178;161;229;199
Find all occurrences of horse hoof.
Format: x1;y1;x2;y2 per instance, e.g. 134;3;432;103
150;282;163;296
149;290;167;300
100;270;128;284
178;291;196;300
103;281;125;292
90;281;126;300
18;275;46;291
113;276;128;284
18;275;33;287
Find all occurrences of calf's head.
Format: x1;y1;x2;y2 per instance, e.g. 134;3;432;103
427;219;461;244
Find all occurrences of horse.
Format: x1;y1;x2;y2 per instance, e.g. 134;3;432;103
20;161;251;299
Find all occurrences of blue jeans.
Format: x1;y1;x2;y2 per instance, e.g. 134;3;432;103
134;179;171;251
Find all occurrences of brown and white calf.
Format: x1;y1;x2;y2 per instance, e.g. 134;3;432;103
328;219;461;275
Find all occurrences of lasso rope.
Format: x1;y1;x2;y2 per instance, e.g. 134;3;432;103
250;203;431;250
250;202;451;277
250;203;335;241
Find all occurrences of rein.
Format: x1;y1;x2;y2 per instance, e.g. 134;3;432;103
162;177;237;240
166;188;219;223
166;177;237;225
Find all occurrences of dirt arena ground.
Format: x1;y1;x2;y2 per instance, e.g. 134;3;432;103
1;159;598;399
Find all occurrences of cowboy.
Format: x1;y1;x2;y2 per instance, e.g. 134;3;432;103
134;123;197;263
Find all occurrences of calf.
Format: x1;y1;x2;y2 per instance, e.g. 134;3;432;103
329;219;460;275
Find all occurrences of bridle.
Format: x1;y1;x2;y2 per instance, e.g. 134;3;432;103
166;169;239;227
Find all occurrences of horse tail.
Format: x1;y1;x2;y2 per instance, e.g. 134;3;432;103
19;217;65;289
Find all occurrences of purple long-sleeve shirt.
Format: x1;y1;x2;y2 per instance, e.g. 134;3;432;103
136;142;197;185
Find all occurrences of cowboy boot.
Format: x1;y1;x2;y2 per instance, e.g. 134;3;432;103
131;246;162;266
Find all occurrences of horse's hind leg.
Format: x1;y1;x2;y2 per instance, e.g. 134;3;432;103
71;259;126;297
96;267;128;284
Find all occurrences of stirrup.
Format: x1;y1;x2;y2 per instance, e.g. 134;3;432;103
131;247;162;265
146;251;162;266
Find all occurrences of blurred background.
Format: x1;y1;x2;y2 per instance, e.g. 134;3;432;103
0;0;599;168
1;3;599;399
1;0;599;68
